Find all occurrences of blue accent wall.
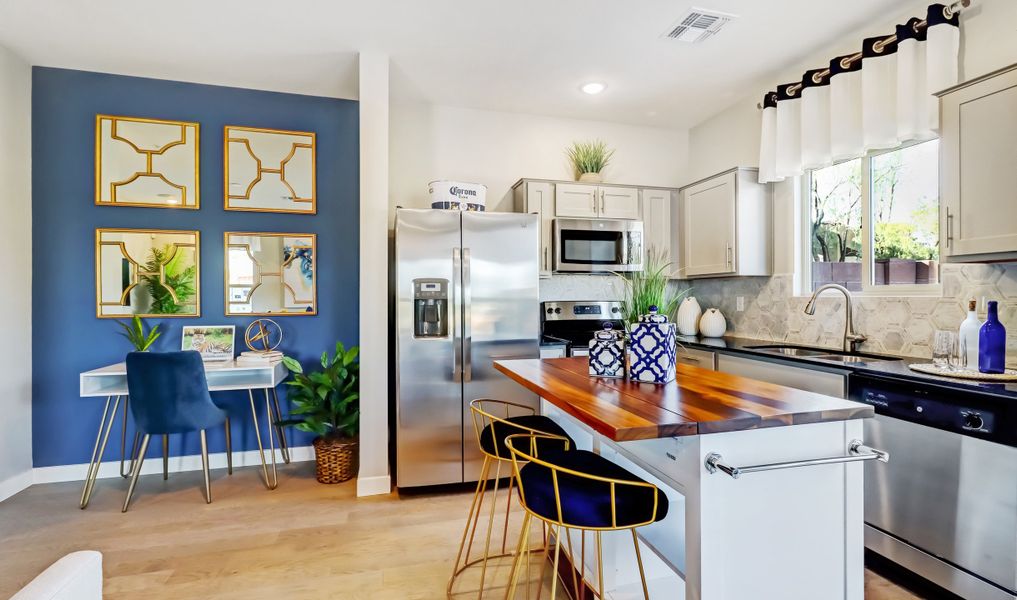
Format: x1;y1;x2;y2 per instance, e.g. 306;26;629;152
31;67;359;467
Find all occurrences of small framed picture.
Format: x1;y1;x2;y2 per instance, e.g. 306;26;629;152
181;325;236;362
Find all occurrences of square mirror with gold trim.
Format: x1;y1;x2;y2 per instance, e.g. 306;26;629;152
96;228;200;318
95;115;200;209
225;232;316;316
224;126;316;214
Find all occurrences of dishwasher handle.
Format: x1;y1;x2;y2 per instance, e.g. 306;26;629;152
705;440;889;479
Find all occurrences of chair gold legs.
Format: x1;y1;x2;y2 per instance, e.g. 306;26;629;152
504;525;651;600
224;417;233;475
79;394;122;509
448;457;538;599
162;435;169;480
199;430;211;503
122;434;151;512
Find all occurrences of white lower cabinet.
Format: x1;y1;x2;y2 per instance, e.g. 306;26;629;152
677;347;715;370
716;353;847;398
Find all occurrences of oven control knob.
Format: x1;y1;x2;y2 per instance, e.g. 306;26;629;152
611;307;620;313
963;412;984;430
554;308;562;314
546;308;554;314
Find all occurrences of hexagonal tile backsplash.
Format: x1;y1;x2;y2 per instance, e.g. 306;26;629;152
678;264;1017;367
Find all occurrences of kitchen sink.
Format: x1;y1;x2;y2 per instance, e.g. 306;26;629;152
745;344;901;364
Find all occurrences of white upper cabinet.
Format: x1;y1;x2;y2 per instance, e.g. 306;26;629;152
641;188;677;275
512;180;554;278
599;186;641;219
679;167;771;278
939;63;1017;262
554;183;640;219
554;183;599;218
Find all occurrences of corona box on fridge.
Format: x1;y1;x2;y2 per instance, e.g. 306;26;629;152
627;306;677;384
429;180;487;211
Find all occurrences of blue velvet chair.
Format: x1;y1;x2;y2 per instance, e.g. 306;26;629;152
122;351;229;512
502;432;669;600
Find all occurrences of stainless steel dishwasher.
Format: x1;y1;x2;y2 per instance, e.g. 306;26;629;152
849;373;1017;600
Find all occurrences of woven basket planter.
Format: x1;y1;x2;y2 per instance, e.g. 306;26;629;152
313;436;358;484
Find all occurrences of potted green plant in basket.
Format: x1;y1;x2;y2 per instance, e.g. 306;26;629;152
279;342;360;484
566;139;614;183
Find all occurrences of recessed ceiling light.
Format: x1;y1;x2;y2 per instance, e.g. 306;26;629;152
581;82;606;95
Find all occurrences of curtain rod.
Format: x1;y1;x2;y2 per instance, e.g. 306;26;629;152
756;0;970;109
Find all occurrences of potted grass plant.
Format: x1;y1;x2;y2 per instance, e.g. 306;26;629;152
115;315;161;351
616;248;688;328
566;139;615;183
279;342;360;484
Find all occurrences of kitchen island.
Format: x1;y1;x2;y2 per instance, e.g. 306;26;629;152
494;357;881;600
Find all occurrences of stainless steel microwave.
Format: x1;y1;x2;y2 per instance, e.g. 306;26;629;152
553;219;643;273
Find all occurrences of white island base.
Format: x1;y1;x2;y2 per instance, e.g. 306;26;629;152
541;399;867;600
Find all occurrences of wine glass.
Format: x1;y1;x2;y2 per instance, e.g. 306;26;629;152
933;330;957;370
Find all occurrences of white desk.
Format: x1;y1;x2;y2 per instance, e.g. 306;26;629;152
78;360;290;508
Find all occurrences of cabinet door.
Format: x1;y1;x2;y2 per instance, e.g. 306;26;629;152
599;186;641;219
641;189;673;269
524;182;554;277
941;67;1017;259
555;183;598;218
682;172;736;277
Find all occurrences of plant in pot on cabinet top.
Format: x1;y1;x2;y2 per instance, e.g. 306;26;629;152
279;343;360;484
566;139;614;183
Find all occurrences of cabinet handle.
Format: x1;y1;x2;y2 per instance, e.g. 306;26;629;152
600;190;606;214
543;247;548;270
726;245;733;269
678;354;701;363
946;209;954;249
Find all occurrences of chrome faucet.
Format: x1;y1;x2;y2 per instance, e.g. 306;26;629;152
804;283;867;353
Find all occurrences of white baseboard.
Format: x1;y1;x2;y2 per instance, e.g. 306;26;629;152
0;470;34;502
32;446;315;485
356;474;391;497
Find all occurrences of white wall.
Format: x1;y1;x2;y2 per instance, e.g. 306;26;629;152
0;44;32;501
357;52;392;497
390;103;688;221
686;0;1017;274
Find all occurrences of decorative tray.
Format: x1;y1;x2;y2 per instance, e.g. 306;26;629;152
908;363;1017;381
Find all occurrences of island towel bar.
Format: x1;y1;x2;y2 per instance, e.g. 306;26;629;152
704;440;889;479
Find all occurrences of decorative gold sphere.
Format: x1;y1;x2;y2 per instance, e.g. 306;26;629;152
244;319;283;353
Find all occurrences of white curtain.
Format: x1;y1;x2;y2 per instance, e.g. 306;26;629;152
758;3;960;184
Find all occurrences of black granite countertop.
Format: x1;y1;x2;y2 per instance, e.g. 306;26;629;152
678;334;1017;400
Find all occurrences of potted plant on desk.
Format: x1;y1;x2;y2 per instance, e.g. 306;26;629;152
279;343;360;484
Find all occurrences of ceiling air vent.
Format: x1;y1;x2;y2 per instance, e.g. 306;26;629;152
663;8;737;43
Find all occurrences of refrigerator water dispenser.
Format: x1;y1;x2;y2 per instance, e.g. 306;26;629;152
413;278;449;338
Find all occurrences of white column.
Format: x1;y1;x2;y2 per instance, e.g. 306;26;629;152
356;52;391;497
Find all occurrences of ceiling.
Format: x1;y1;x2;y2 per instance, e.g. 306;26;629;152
0;0;896;128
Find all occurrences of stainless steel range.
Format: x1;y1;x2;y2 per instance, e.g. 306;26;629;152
541;300;625;357
849;373;1017;600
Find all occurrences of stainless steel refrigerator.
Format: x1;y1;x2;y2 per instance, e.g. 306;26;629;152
395;208;540;487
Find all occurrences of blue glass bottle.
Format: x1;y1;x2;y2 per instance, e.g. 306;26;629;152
978;301;1006;374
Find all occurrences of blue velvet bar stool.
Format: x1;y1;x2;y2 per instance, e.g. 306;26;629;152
122;351;229;512
447;399;575;599
503;432;669;600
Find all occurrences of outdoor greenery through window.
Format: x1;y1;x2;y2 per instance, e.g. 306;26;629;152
806;139;940;292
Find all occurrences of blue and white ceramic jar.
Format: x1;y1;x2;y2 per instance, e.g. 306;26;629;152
627;305;677;384
589;323;625;379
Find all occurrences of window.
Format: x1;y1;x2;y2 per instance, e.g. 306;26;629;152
804;139;940;293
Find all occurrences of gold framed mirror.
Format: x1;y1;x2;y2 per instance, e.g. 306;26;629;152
224;232;317;316
95;228;201;318
224;126;316;214
95;115;200;209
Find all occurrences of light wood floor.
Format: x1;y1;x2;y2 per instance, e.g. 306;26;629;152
0;463;924;599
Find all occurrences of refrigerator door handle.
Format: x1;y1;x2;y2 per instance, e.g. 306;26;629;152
452;247;462;383
463;247;473;383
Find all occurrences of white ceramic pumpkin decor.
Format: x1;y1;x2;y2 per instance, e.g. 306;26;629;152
676;297;702;336
699;308;727;338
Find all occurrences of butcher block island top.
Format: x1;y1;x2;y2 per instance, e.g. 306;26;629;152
493;357;873;441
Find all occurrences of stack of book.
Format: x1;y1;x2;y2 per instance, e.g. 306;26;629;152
236;350;284;365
